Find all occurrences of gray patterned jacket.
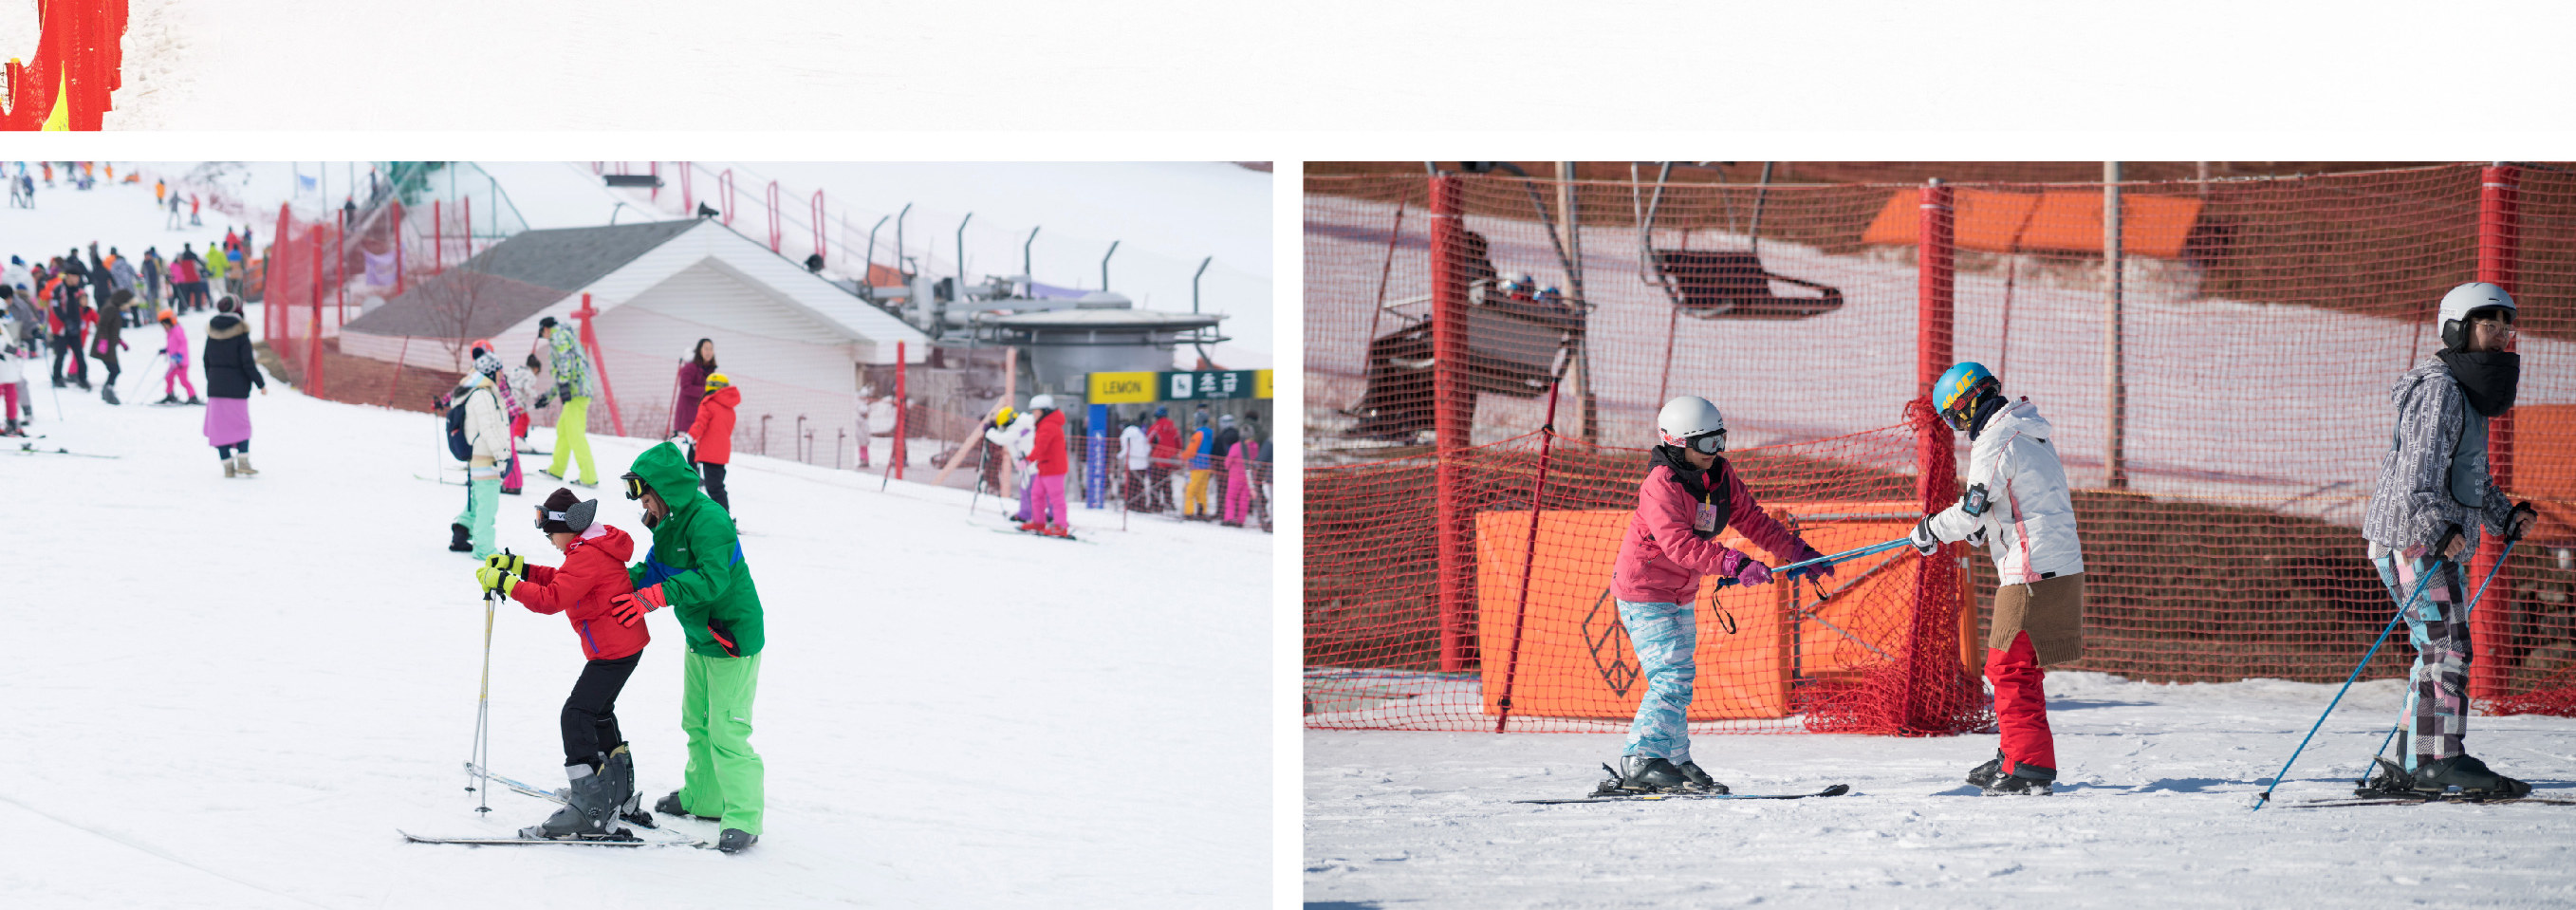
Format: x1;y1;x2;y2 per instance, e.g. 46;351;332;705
2363;356;2516;554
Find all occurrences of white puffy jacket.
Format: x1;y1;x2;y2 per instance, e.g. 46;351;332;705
1925;399;2085;584
984;412;1036;461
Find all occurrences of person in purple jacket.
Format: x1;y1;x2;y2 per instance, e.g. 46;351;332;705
1598;396;1831;795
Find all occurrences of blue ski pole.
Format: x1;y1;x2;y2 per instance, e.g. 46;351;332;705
2366;540;2520;765
2252;555;2451;810
1774;536;1913;579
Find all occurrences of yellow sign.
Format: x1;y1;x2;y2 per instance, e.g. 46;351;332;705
1087;371;1158;404
1254;369;1272;399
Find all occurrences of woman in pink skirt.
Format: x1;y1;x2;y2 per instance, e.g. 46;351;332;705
200;297;267;477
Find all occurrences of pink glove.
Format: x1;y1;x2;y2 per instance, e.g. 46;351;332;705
1716;549;1772;586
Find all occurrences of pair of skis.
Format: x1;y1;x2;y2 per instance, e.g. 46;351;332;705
399;764;715;848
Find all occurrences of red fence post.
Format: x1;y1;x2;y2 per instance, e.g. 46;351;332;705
307;227;324;399
767;181;782;252
1430;173;1471;673
573;292;625;437
811;190;826;264
2471;163;2519;702
650;162;660;203
1493;382;1561;733
679;163;693;214
892;342;908;480
1916;178;1966;720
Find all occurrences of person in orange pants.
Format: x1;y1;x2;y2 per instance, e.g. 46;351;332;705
1911;362;2086;796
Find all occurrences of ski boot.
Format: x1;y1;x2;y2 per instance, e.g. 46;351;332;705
1965;750;2005;789
501;486;523;496
603;744;656;829
184;396;202;405
449;523;473;553
100;385;118;405
156;393;177;405
1043;524;1074;539
716;828;758;854
1674;760;1730;795
2410;754;2532;800
1017;520;1044;533
521;760;626;840
1595;754;1708;795
1983;761;2055;796
654;789;720;822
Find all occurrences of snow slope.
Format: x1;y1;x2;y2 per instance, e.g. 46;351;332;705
1306;673;2576;908
2;314;1269;904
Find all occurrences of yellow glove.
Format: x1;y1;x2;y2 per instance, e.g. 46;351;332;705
485;552;526;575
473;565;518;597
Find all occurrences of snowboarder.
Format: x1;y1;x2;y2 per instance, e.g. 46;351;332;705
202;297;267;477
1019;394;1070;537
450;353;512;558
1601;395;1830;795
1909;362;2085;796
2357;283;2539;799
156;308;200;405
538;317;602;488
609;442;768;854
474;488;652;840
682;372;738;512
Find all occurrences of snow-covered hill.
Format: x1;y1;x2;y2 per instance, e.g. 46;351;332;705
0;176;1271;907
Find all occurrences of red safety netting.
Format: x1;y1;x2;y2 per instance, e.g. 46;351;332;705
1307;164;2576;734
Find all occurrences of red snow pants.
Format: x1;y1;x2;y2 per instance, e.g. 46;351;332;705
1988;631;2056;776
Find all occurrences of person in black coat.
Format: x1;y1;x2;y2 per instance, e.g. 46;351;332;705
201;296;269;477
50;273;89;390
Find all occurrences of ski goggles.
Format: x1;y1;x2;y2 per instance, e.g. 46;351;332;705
1678;431;1725;455
621;472;650;501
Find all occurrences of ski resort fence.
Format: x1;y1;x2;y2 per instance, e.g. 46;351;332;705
1305;163;2576;735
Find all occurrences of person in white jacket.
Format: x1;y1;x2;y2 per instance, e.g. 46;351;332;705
1909;362;2085;795
0;314;22;436
452;356;514;560
1119;412;1153;511
984;405;1037;520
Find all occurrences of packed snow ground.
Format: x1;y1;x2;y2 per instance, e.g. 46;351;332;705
1;306;1270;907
1306;673;2576;908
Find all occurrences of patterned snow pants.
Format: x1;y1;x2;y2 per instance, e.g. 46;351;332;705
2375;551;2470;771
1618;600;1696;762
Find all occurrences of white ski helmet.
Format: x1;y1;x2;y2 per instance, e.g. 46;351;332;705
1656;396;1727;454
2438;282;2516;350
1029;393;1056;411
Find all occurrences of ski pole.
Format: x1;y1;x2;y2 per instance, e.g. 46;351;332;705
469;547;511;814
2367;539;2520;765
2252;555;2450;811
1773;536;1914;579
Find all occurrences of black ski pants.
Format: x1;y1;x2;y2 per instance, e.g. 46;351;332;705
562;651;639;768
698;461;731;511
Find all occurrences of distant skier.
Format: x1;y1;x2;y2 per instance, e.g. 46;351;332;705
670;338;716;439
201;241;228;300
1600;395;1830;795
611;442;768;854
475;488;652;840
538;317;602;488
1223;413;1259;528
1909;362;2085;796
1182;409;1215;521
983;403;1035;519
682;372;738;512
202;297;267;477
1019;394;1070;537
3;286;35;421
1211;413;1241;518
450;351;511;557
90;288;129;404
1119;412;1153;511
156;308;200;405
2357;283;2538;799
48;272;89;390
139;247;164;307
1146;405;1180;513
501;353;552;496
0;312;22;436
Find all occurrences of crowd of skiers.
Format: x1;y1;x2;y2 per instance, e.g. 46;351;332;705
440;317;607;559
976;399;1270;537
1595;281;2540;803
0;232;269;475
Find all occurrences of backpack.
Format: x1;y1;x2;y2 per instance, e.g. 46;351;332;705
445;393;473;461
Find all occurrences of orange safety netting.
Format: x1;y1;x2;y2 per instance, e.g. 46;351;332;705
1307;163;2576;734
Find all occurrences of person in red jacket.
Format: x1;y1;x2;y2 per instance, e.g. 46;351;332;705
1145;405;1180;513
1021;394;1072;537
474;488;650;840
1598;396;1832;795
681;372;738;512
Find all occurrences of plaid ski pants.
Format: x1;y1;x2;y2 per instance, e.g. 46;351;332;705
2376;551;2471;771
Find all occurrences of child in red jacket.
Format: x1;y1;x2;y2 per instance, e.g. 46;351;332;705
473;488;650;840
681;372;738;511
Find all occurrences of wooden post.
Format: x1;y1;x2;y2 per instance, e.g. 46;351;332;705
2103;161;2128;490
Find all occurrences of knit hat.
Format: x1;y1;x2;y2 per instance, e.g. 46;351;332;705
534;488;598;534
1219;413;1235;428
473;349;503;377
705;372;731;391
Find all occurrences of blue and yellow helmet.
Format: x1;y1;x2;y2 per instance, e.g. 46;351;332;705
1933;362;1999;431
